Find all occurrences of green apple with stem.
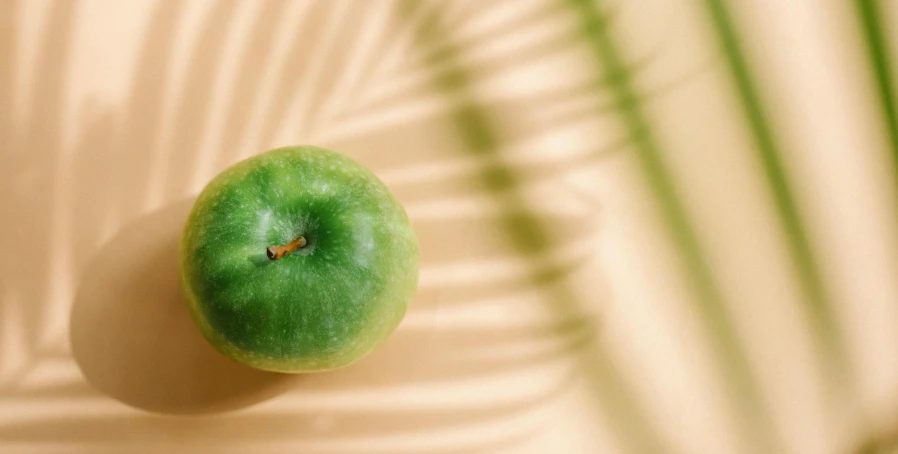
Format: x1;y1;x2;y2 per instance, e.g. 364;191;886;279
179;146;418;372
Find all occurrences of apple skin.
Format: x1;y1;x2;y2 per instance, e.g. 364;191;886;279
179;146;418;373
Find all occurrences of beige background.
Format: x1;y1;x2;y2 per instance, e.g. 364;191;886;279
2;1;898;453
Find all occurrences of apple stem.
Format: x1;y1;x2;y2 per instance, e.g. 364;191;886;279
266;236;307;260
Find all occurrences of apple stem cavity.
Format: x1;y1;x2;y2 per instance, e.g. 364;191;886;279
266;236;307;261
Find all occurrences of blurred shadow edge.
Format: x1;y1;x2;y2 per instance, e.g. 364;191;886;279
69;199;294;415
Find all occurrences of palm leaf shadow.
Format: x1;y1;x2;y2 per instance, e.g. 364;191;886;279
0;0;17;380
852;0;898;449
339;50;707;201
0;0;742;452
0;385;560;454
212;0;291;172
396;1;683;453
703;0;852;389
297;0;371;136
0;0;77;384
161;0;240;201
2;1;610;452
566;0;791;452
109;0;185;224
253;1;329;149
350;2;597;118
0;0;14;149
855;0;898;200
2;0;201;392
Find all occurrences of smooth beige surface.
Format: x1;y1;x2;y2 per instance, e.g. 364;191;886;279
2;1;898;453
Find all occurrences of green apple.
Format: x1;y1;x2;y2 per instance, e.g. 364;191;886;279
179;146;418;373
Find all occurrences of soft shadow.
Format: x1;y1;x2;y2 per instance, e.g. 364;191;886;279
70;199;294;415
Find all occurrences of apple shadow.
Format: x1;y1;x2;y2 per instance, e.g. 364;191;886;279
70;199;295;415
